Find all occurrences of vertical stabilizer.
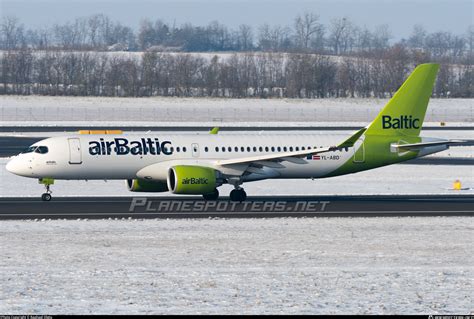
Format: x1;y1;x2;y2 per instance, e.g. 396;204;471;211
365;63;439;137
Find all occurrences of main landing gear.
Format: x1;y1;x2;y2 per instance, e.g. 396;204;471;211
230;188;247;202
39;178;54;201
201;187;247;201
202;188;219;200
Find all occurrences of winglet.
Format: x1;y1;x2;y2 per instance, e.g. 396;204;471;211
337;127;366;148
209;127;219;134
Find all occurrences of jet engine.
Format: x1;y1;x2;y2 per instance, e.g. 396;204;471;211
127;179;168;192
167;165;217;194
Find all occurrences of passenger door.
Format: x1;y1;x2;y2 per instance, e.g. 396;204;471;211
68;138;82;164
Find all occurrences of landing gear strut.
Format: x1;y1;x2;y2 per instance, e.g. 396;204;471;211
202;188;219;200
230;188;247;202
39;178;54;201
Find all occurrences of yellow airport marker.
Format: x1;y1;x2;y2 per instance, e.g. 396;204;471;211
453;179;462;190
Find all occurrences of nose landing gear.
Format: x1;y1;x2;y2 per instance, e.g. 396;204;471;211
39;178;54;201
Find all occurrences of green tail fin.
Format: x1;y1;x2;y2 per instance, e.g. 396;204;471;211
365;63;439;137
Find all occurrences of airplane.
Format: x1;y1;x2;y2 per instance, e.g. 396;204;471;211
6;63;465;201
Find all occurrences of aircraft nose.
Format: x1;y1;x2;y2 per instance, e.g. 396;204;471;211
6;157;30;176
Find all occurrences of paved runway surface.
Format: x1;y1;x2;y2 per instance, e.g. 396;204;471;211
1;136;473;164
0;195;472;219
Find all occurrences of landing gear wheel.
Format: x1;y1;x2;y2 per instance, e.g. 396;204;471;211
40;180;53;201
203;188;219;200
230;189;247;202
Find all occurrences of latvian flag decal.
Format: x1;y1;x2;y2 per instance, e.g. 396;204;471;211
306;154;321;160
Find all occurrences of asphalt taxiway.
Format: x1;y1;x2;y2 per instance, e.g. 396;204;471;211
0;195;472;219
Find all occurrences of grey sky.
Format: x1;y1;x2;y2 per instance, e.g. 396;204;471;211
1;0;472;40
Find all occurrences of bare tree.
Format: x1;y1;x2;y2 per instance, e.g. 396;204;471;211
257;24;291;51
237;24;253;51
354;26;373;52
408;24;427;49
372;24;392;51
1;16;25;49
329;17;355;54
138;19;155;50
294;13;323;51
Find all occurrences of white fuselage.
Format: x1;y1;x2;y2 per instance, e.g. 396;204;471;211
7;132;356;181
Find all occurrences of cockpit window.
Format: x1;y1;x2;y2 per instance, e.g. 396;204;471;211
35;146;49;154
21;146;37;154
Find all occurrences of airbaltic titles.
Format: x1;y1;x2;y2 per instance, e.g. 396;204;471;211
89;138;172;156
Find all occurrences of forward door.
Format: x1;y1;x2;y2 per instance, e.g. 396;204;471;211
68;138;82;164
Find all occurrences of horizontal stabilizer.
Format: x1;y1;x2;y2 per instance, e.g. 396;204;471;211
391;139;467;151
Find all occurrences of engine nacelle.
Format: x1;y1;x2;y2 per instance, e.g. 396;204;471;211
167;165;217;194
127;179;168;192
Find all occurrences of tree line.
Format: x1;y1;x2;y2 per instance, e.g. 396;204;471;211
1;48;472;98
1;14;473;64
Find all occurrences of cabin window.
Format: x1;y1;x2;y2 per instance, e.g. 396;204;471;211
234;146;239;152
289;146;293;152
183;147;187;152
222;147;226;152
228;147;232;152
271;146;275;152
265;146;269;152
215;147;219;152
295;146;299;151
240;146;245;152
283;147;287;152
253;146;257;152
204;147;209;152
277;146;281;152
176;147;180;152
258;147;263;152
247;147;251;152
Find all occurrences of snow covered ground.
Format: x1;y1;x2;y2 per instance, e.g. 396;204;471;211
0;217;472;314
1;96;472;125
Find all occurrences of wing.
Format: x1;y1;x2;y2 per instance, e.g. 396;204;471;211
215;145;338;166
216;127;366;167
